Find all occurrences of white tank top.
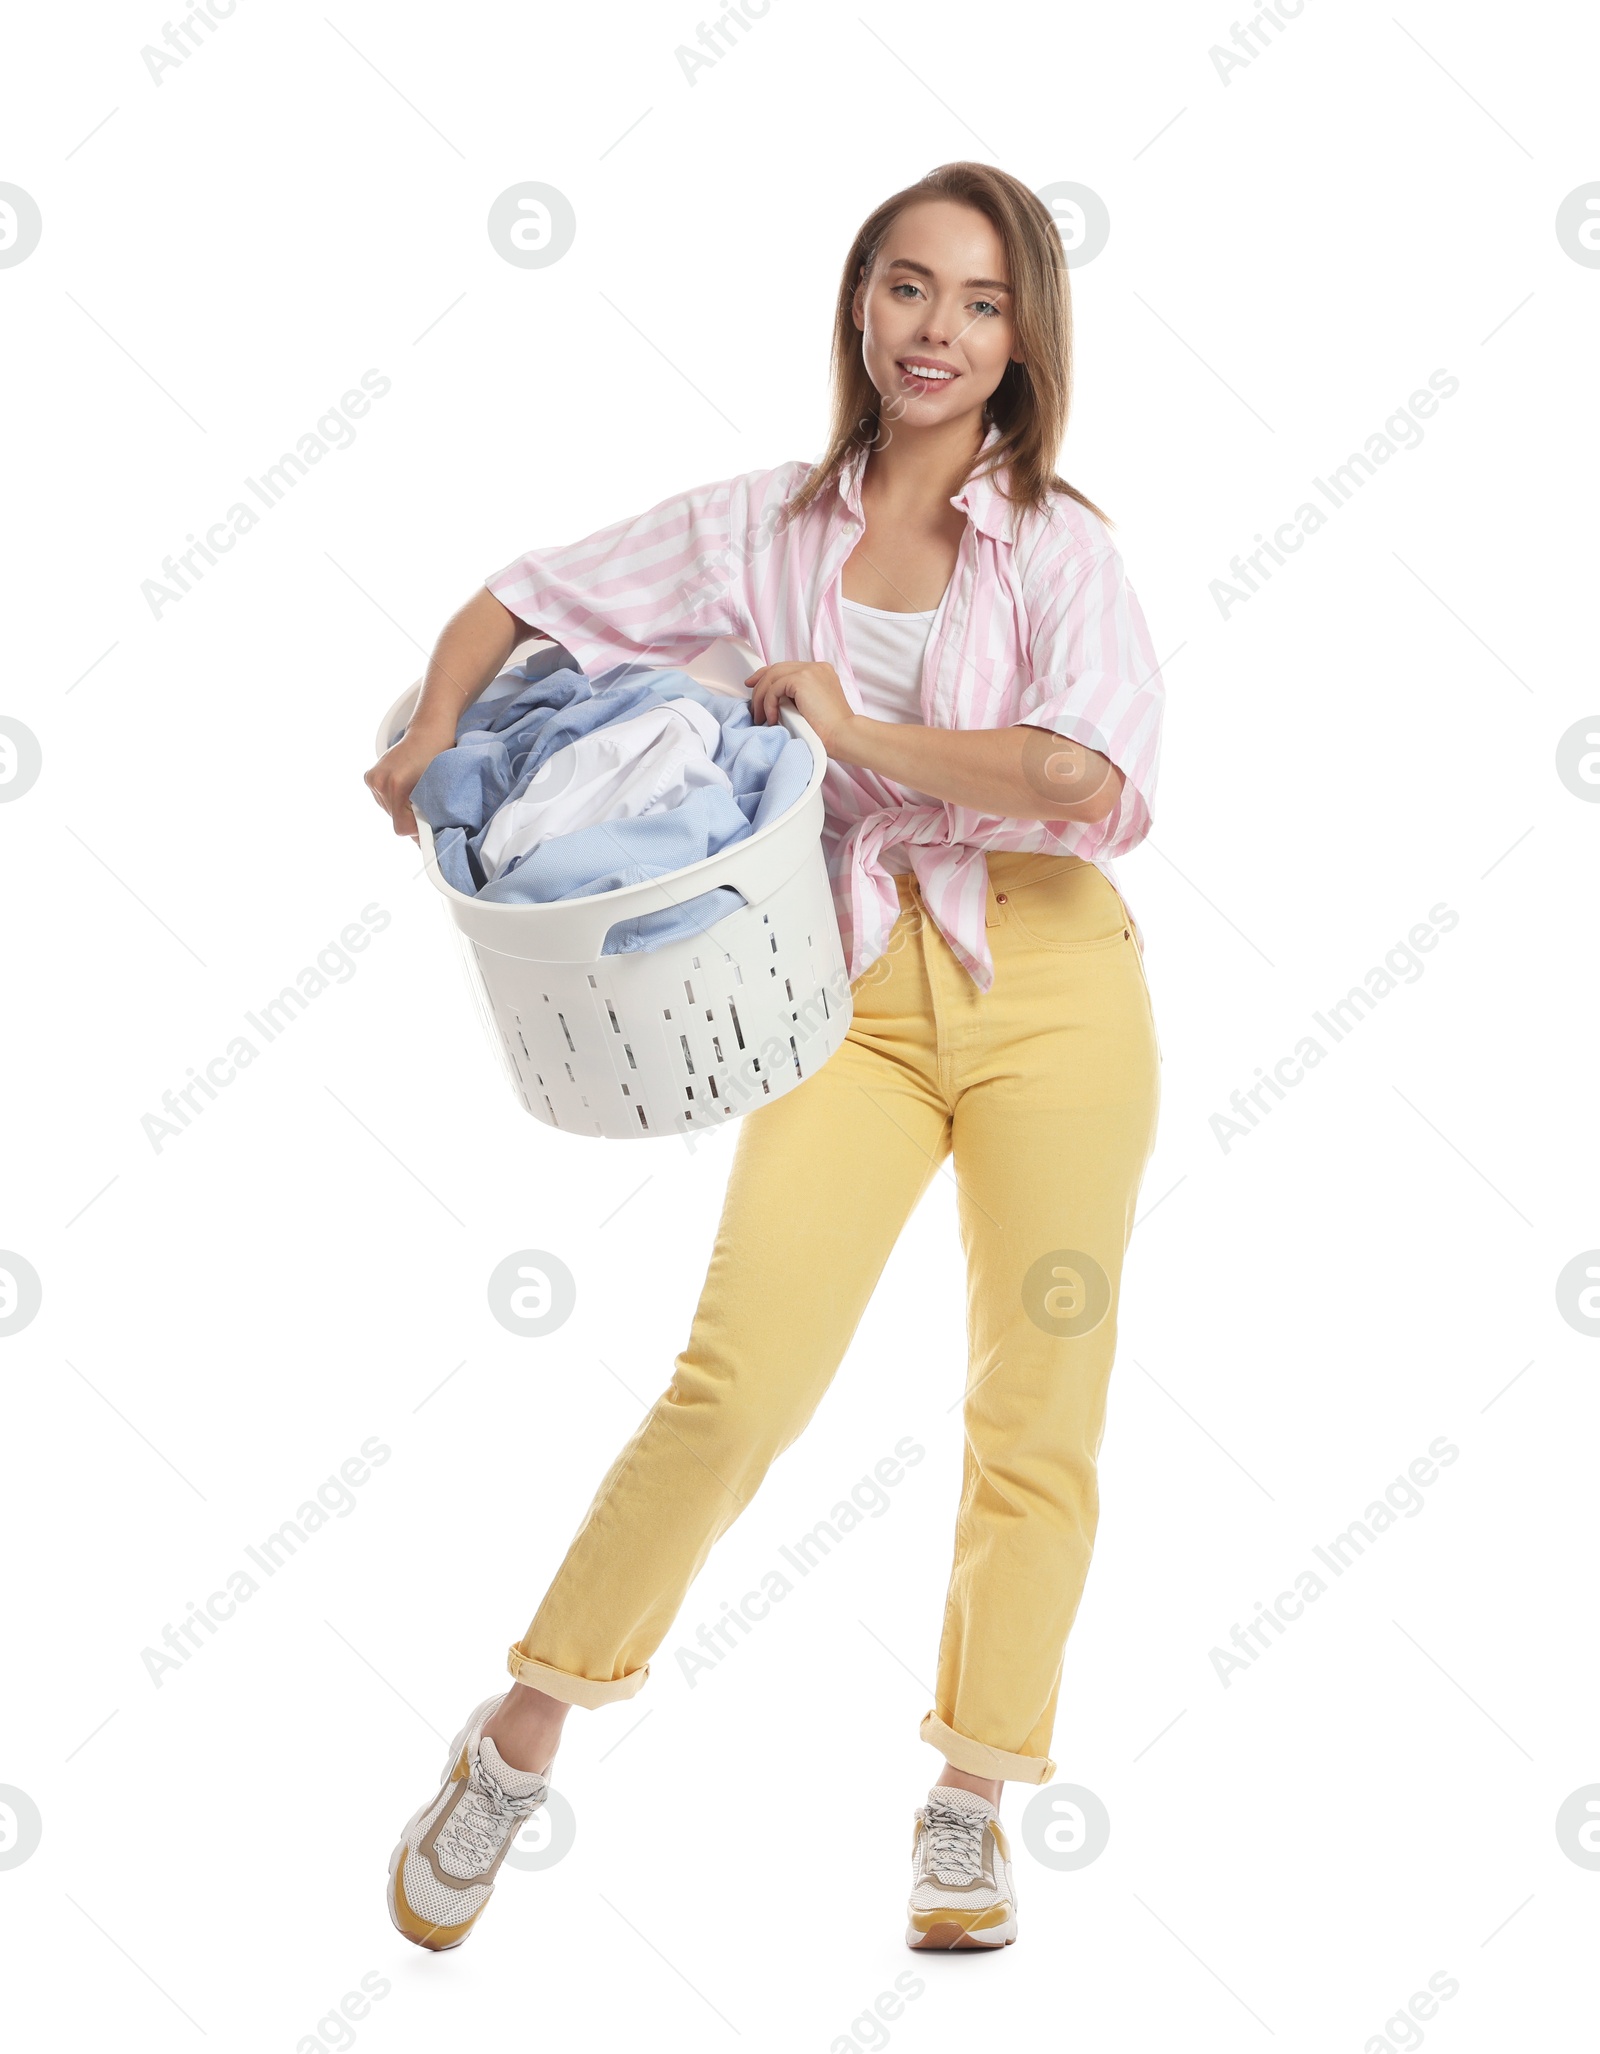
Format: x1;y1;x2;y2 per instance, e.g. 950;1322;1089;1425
839;598;941;869
840;596;935;721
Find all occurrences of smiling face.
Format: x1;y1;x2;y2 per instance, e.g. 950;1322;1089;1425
851;197;1023;429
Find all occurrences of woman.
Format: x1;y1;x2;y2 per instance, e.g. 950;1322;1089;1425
366;160;1164;1954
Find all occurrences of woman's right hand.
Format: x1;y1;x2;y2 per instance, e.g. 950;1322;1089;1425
364;716;457;839
364;587;527;836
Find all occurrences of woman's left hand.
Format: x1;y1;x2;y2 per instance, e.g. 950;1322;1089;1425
744;661;856;755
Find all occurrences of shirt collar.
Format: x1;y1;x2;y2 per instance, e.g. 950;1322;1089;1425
836;420;1016;544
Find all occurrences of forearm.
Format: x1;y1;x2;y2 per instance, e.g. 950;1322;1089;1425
408;587;528;736
832;715;1125;824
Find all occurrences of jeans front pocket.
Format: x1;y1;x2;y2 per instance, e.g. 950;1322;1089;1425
1000;858;1132;952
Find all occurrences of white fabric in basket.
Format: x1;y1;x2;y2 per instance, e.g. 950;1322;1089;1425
478;695;733;884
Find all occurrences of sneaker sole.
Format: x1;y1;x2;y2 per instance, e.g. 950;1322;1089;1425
906;1913;1017;1950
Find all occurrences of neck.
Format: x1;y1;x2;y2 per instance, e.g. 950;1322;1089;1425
861;410;987;514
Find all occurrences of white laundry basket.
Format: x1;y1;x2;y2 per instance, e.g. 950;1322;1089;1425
377;639;854;1139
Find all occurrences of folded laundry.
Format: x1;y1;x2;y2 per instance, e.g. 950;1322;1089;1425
479;694;732;884
407;645;814;956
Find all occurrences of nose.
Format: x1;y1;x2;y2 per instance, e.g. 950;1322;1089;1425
916;291;970;352
917;306;953;346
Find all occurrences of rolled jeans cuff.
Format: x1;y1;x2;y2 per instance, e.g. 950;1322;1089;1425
505;1643;650;1709
920;1711;1055;1785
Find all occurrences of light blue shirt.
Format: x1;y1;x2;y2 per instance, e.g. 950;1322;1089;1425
407;647;812;954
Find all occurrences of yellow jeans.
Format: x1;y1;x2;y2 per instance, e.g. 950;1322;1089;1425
507;849;1162;1783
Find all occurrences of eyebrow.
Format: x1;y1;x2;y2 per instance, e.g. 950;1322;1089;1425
881;256;1011;293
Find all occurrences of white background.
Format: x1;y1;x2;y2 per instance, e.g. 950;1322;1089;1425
2;0;1597;2047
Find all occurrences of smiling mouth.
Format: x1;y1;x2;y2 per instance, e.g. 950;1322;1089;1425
896;360;959;387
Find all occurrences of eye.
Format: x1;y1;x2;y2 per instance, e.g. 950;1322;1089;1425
970;298;1002;318
888;280;924;300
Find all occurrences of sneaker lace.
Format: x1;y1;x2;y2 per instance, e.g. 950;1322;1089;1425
436;1760;546;1878
920;1798;988;1886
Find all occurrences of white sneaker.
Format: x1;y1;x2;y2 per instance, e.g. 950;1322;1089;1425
905;1786;1018;1950
386;1693;551;1951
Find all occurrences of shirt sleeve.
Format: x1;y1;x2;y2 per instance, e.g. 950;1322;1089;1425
1011;526;1165;855
484;468;780;676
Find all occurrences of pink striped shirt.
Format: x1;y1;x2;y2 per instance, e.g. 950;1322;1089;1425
486;424;1164;993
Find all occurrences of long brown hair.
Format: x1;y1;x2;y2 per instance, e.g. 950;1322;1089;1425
782;161;1109;531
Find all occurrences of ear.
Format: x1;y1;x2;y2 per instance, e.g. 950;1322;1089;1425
850;263;869;333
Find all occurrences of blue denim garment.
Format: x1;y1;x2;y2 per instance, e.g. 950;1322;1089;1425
407;647;813;954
